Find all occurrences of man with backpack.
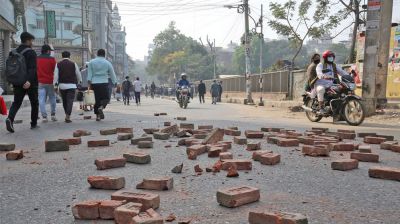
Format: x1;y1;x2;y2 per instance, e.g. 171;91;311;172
121;76;132;105
5;32;39;133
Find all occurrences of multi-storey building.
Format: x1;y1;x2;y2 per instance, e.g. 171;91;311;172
111;4;127;80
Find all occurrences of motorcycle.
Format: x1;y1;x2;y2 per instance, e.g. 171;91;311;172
177;86;190;109
302;73;365;126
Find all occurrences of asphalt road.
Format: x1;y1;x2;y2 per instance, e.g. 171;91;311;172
1;97;399;224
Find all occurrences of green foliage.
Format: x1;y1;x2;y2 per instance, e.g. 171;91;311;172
147;21;213;82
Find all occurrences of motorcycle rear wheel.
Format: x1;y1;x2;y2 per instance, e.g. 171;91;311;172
343;99;365;126
305;98;322;122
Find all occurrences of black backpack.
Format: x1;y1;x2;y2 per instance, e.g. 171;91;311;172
5;48;31;85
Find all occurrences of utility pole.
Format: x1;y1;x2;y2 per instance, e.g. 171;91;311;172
362;0;393;115
243;0;253;104
213;38;216;79
42;1;49;44
258;4;264;106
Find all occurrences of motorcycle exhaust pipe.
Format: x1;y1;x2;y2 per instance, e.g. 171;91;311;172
301;105;313;112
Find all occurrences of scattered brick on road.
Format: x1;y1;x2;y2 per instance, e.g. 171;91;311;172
83;115;92;120
226;165;239;177
252;150;273;161
376;135;395;141
159;112;167;116
45;140;69;152
298;137;315;145
364;136;386;144
331;159;359;171
73;130;91;137
88;140;110;147
186;144;207;156
202;128;224;145
193;133;207;139
246;142;261;151
164;122;171;127
99;200;125;220
312;127;328;132
208;146;223;157
217;186;260;208
143;128;159;135
358;132;377;138
116;127;133;133
328;143;355;151
245;130;264;139
234;136;247;145
337;129;355;133
380;141;398;150
136;176;174;191
369;166;400;181
160;124;179;135
198;125;213;129
131;136;153;145
124;152;151;164
111;190;160;210
6;150;24;160
225;129;241;136
95;157;127;170
220;152;233;160
132;208;163;224
259;153;280;165
302;145;329;157
221;159;252;170
100;128;117;135
0;143;16;151
59;137;82;145
187;151;197;160
194;164;203;173
138;141;154;149
114;202;143;224
153;132;170;140
248;211;308;224
171;163;183;173
180;123;195;129
72;200;100;220
277;138;299;147
350;152;379;162
338;132;356;139
87;176;125;190
391;144;400;153
118;133;134;141
358;145;372;153
177;117;187;121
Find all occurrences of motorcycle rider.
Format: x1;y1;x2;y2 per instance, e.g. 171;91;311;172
315;50;349;114
176;73;191;100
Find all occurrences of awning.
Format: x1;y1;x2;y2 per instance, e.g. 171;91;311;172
0;15;17;32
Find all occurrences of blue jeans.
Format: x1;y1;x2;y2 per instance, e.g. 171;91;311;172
38;84;56;118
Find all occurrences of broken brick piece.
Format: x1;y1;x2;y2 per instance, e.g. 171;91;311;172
95;157;126;170
364;136;386;144
259;153;280;165
193;134;207;139
338;132;356;140
358;132;377;137
220;152;233;160
226;165;239;177
198;125;213;130
180;123;195;129
100;128;117;135
124;152;151;164
186;144;207;156
252;150;273;161
114;202;143;224
225;129;241;136
164;122;171;127
277;138;299;147
380;141;398;150
143;128;159;135
153;132;170;140
171;163;183;173
111;190;160;210
328;143;355;151
246;142;261;151
72;200;100;220
245;130;264;139
248;211;308;224
136;176;174;191
73;130;91;137
302;145;329;157
376;135;395;141
160;124;179;135
59;137;82;145
177;117;187;121
116;127;133;133
132;208;163;224
390;144;400;153
0;143;16;151
202;128;224;145
194;164;203;173
99;200;125;220
187;151;197;160
45;140;69;152
6;150;24;160
369;166;400;181
88;140;110;147
221;159;252;170
208;146;223;157
217;186;260;208
331;159;359;171
118;133;134;141
138;141;154;149
350;152;379;162
87;176;125;190
131;137;153;145
234;136;247;145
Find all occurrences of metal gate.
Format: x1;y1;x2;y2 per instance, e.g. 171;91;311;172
0;38;5;91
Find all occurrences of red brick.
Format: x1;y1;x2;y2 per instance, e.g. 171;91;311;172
248;211;308;224
73;130;91;137
180;123;195;129
59;137;82;145
114;202;143;224
302;145;329;157
259;153;280;165
132;208;163;224
220;152;233;160
212;160;223;172
159;112;167;116
376;135;395;141
266;136;280;144
138;141;153;149
391;144;400;153
277;138;299;147
6;150;24;160
100;128;117;135
131;137;153;145
160;124;179;135
337;129;355;133
72;200;100;220
153;132;170;140
234;136;247;145
338;132;356;139
311;127;328;132
245;130;264;139
297;137;315;145
136;176;173;191
252;150;273;161
99;200;125;220
369;166;400;181
118;133;134;141
313;140;339;146
186;144;207;156
83;115;92;120
331;159;358;171
163;122;171;127
194;164;203;173
202;128;224;144
221;159;252;170
364;136;386;144
198;125;213;129
208;146;223;157
87;176;125;190
95;157;126;170
193;133;207;139
358;132;377;137
88;140;110;147
176;117;187;121
226;165;239;177
154;113;160;116
380;141;398;150
123;152;151;164
328;143;355;151
217;186;260;208
171;163;183;173
111;190;160;210
117;127;133;133
143;128;159;134
358;145;372;153
350;152;379;162
246;142;261;151
45;140;69;152
225;129;241;136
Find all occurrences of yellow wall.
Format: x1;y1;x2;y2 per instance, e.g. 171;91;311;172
386;26;400;99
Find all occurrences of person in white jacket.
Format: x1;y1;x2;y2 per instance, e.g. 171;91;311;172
133;77;142;106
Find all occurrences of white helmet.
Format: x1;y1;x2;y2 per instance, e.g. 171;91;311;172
181;73;187;78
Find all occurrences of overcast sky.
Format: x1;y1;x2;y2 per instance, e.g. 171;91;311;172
117;0;400;60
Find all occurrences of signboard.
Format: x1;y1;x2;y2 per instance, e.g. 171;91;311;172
366;20;380;30
82;0;93;31
45;10;56;38
367;0;381;11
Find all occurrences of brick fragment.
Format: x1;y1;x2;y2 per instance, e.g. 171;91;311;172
6;150;24;160
266;136;281;144
252;150;273;161
311;127;328;132
338;132;356;139
83;115;92;120
302;145;329;157
123;152;151;164
208;146;223;157
217;186;260;208
202;128;224;145
177;117;187;121
187;151;197;160
246;142;261;151
116;127;133;133
248;211;308;224
358;145;372;153
220;152;233;160
245;130;264;139
313;140;339;145
369;166;400;181
136;176;173;191
164;122;171;127
87;176;125;190
131;137;153;145
99;200;125;220
0;143;16;151
225;129;241;136
337;129;355;133
234;136;247;145
153;132;170;140
226;165;239;177
154;113;160;116
111;190;160;210
132;208;163;224
171;163;183;173
72;200;100;220
95;157;126;170
160;124;179;135
186;144;207;156
331;159;358;171
59;137;82;145
143;128;159;134
380;141;398;150
376;135;395;141
328;143;355;151
358;132;376;138
221;159;252;170
212;160;223;172
118;133;134;141
259;153;280;165
73;130;91;137
227;126;239;130
88;140;110;147
193;133;207;139
159;112;167;116
350;152;379;162
298;137;315;145
114;202;143;224
45;140;69;152
138;141;153;149
391;144;400;153
180;123;195;129
364;136;387;144
100;128;117;135
198;125;213;129
194;164;203;173
277;138;299;147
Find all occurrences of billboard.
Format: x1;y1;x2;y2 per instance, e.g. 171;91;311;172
387;26;400;98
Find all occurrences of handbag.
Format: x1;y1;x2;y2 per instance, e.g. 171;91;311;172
0;96;7;115
84;89;95;105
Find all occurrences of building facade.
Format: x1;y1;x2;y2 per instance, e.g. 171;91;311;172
111;4;127;80
0;0;16;92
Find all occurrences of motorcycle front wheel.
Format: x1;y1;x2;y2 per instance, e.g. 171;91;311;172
305;98;322;122
343;99;365;126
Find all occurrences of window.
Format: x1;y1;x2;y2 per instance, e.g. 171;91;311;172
36;19;44;29
64;21;72;30
56;21;61;30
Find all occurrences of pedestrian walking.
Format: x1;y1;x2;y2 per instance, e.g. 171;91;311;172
77;63;90;111
87;49;117;121
115;84;122;101
198;80;206;103
37;44;57;122
122;76;132;105
5;32;39;133
53;51;82;123
133;77;142;105
217;80;223;102
210;80;220;105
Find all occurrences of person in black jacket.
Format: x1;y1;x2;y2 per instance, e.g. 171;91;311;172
6;32;39;133
198;80;206;103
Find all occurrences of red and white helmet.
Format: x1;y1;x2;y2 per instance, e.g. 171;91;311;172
322;50;335;60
